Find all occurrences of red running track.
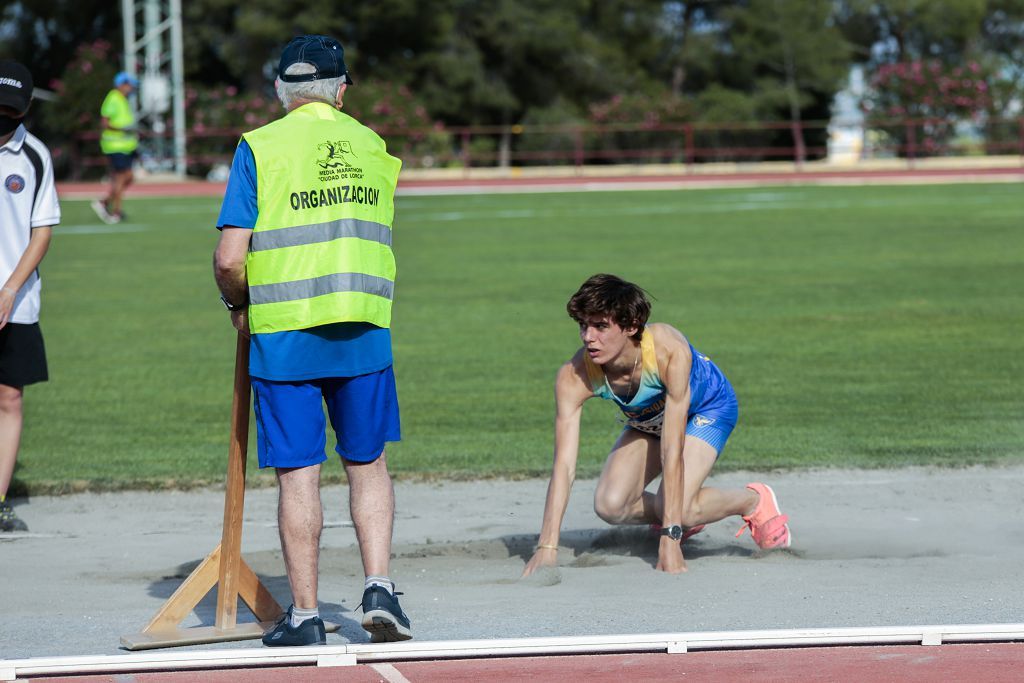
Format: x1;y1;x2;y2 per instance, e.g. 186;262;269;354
25;643;1024;682
56;165;1024;200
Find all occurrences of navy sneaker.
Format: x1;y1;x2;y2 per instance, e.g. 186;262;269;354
261;606;326;647
0;500;27;532
361;585;412;642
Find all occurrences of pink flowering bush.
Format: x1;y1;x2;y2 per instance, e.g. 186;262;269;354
46;40;451;175
510;92;693;166
185;84;278;134
862;60;991;156
184;84;279;174
41;40;120;176
589;92;691;127
344;81;451;167
586;92;692;163
188;79;450;171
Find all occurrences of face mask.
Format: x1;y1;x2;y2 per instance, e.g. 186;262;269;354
0;115;21;136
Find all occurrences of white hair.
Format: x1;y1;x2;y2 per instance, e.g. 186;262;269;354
275;62;346;110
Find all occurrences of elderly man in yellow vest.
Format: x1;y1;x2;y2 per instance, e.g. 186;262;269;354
91;72;138;224
213;35;410;647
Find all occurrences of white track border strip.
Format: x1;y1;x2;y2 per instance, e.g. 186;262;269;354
393;172;1024;196
2;624;1022;680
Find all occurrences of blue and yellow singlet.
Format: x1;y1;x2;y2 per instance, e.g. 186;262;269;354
583;327;738;436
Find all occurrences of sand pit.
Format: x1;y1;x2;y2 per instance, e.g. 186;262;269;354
1;465;1022;659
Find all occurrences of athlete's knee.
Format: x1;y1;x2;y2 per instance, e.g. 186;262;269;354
0;385;23;415
593;490;632;525
594;501;629;525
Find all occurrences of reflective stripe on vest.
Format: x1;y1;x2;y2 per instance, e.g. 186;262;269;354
250;218;392;252
251;272;394;305
242;103;402;334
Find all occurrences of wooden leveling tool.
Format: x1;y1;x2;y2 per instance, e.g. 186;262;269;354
121;334;337;649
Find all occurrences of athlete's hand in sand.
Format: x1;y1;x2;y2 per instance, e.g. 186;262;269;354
521;547;558;578
656;537;688;574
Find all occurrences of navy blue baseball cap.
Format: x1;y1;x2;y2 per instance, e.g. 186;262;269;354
278;35;354;85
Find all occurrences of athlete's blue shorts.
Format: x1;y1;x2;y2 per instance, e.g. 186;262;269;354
251;366;401;469
685;412;736;454
685;383;739;455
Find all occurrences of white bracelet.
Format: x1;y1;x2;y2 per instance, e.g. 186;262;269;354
1;287;16;296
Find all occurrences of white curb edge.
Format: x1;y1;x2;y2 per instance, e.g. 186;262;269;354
2;623;1022;680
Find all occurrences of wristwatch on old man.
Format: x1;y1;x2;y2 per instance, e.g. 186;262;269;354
220;294;248;311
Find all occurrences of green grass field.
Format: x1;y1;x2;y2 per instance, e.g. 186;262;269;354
14;182;1023;493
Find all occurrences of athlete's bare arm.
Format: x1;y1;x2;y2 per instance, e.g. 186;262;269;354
649;323;694;573
521;351;593;578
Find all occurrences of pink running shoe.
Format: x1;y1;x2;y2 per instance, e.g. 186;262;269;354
735;483;791;549
649;523;706;541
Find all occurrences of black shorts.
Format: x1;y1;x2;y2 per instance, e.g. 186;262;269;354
107;152;136;172
0;322;48;387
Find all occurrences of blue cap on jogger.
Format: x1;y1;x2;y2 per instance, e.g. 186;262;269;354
114;72;139;88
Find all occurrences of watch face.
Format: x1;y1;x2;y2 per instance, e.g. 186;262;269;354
663;525;683;540
221;295;242;311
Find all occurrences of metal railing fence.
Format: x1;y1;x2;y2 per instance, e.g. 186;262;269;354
62;116;1024;179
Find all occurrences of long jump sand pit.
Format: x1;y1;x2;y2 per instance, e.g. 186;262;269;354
1;465;1022;660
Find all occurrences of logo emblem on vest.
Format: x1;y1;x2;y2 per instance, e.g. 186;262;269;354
317;140;357;169
693;415;715;428
315;141;363;183
4;174;25;194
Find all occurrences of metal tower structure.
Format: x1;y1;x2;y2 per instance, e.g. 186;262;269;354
120;0;186;176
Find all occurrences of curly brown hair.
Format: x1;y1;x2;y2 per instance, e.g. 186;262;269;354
566;274;651;341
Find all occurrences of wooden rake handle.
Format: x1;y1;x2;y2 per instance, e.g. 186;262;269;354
216;332;251;628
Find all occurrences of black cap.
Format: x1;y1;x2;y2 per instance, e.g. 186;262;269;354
0;60;33;115
278;35;354;85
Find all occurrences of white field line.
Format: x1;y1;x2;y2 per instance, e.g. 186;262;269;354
408;192;1015;223
53;224;147;235
2;624;1022;680
393;172;1024;197
56;187;1020;233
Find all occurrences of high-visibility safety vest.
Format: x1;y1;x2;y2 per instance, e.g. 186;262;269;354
99;89;138;154
242;102;402;334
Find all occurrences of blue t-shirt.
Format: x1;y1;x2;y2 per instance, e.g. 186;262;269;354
216;139;393;381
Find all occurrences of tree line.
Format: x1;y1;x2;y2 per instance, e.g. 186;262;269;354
3;0;1022;170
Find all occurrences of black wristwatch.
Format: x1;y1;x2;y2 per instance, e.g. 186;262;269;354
220;294;247;311
660;525;684;541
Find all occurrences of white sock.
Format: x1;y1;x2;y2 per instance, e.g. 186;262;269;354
290;604;319;628
365;576;394;595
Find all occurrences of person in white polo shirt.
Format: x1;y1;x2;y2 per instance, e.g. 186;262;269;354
0;60;60;532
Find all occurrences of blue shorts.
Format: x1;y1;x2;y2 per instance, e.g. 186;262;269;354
685;382;739;455
107;152;136;172
252;366;401;469
686;413;736;454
